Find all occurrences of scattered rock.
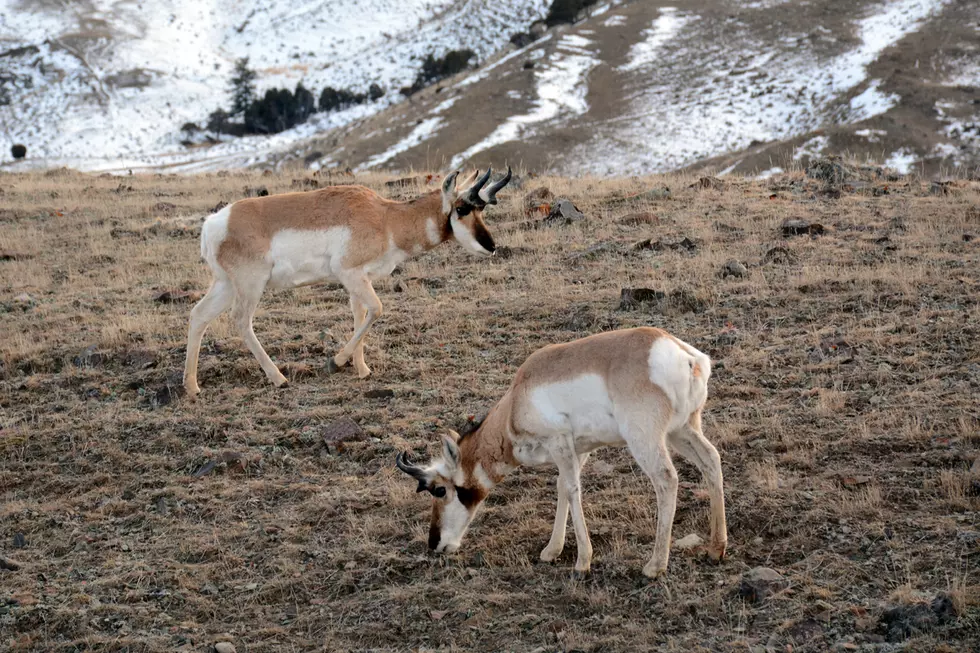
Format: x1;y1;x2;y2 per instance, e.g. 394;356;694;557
13;533;25;548
738;567;788;603
193;451;251;478
763;246;794;264
673;533;704;550
73;345;106;368
244;186;270;198
634;236;699;253
12;293;35;308
543;198;585;225
721;259;748;278
153;201;177;213
522;60;536;70
930;180;956;196
153;289;204;304
617;211;660;226
522;187;554;216
806;156;855;185
291;178;319;190
565;242;616;262
879;594;958;642
691;176;725;190
364;388;395;400
11;144;27;159
619;288;665;310
385;176;424;189
148;382;184;408
0;251;33;261
321;418;367;453
214;643;237;653
819;337;854;361
781;219;825;237
630;186;672;201
0;556;21;571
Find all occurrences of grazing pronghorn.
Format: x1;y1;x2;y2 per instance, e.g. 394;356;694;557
396;327;727;578
183;167;512;396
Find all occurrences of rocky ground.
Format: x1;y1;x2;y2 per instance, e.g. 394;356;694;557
1;164;978;651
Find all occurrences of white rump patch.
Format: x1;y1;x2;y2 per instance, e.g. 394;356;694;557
200;204;231;268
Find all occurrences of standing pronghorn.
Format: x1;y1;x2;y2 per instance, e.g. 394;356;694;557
183;168;511;396
396;327;727;578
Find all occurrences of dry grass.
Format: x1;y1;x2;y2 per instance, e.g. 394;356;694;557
1;168;979;652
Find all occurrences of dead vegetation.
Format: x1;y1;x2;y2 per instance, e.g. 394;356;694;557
1;167;979;652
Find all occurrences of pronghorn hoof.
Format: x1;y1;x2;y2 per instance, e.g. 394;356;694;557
355;367;372;379
570;569;590;581
271;374;289;387
325;359;342;374
642;565;667;579
539;548;561;563
706;542;727;563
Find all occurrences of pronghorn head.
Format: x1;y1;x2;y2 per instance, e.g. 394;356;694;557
396;431;488;553
440;167;512;258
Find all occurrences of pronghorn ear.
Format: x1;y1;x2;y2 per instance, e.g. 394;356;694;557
441;433;461;467
446;429;461;443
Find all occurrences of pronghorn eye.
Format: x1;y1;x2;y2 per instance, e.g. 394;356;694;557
432;486;447;498
455;204;472;218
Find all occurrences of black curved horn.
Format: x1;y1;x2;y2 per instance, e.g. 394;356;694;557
463;166;493;205
396;451;427;480
481;166;512;205
442;170;460;195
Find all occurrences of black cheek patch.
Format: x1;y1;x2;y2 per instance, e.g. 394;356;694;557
474;223;496;253
428;521;441;550
455;485;486;509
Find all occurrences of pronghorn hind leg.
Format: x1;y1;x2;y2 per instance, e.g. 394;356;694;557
349;295;371;378
231;267;287;387
183;276;235;397
540;453;590;563
619;411;677;578
334;278;382;371
668;411;727;562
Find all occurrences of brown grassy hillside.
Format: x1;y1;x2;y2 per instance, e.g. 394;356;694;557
1;167;978;652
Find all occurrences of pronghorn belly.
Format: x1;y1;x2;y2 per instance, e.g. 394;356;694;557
266;227;351;289
521;374;625;460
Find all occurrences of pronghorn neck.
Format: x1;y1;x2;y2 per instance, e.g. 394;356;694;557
456;395;519;499
388;190;452;255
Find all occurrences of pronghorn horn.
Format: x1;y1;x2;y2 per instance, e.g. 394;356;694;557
442;170;460;195
480;166;512;205
396;451;429;492
463;166;493;205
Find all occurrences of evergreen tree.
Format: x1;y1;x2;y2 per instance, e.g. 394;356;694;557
230;57;257;117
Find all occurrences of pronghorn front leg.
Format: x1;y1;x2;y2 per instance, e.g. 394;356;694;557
549;438;593;576
332;278;382;373
540;453;590;563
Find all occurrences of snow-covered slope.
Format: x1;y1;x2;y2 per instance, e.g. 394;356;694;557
0;0;548;169
2;0;978;176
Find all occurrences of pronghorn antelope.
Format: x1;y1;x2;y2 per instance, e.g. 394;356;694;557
396;327;727;578
183;167;512;396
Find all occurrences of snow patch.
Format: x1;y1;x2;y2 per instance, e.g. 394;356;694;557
356;117;445;171
756;166;784;179
848;80;900;121
884;148;919;174
451;33;600;167
794;135;829;160
619;8;695;73
855;128;888;142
